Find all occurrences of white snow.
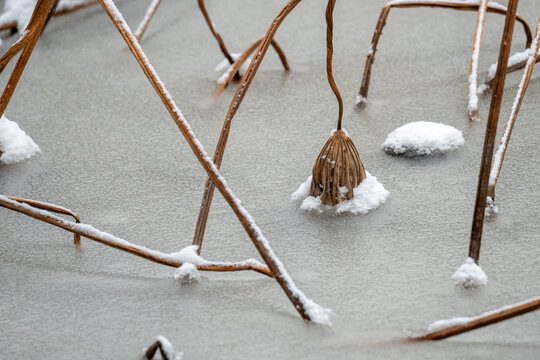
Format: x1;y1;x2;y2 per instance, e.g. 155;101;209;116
99;0;332;325
382;121;464;156
355;94;367;108
0;115;40;165
452;257;488;288
215;53;252;84
0;0;95;33
292;172;389;215
484;196;498;217
174;263;201;285
489;23;540;187
486;48;540;83
467;0;487;120
154;335;183;360
426;296;540;333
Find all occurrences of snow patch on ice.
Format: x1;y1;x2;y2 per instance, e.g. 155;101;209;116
292;172;389;215
0;115;40;165
452;257;487;288
382;121;464;156
174;263;201;285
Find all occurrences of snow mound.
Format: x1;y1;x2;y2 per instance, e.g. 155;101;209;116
452;257;487;288
427;317;470;333
0;115;40;165
292;171;389;215
382;121;464;156
174;263;201;285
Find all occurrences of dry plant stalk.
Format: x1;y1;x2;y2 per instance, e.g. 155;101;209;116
484;54;540;88
488;17;540;200
0;0;56;157
133;0;289;88
192;0;302;254
467;0;488;121
309;0;365;206
409;297;540;341
97;0;320;322
0;196;273;276
468;0;519;263
357;0;532;108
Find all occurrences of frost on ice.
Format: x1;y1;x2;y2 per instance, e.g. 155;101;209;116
452;257;488;288
292;172;389;215
382;121;464;156
0;115;40;165
0;0;95;33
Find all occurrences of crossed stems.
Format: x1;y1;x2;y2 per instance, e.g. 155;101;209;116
192;0;302;255
468;0;519;264
356;0;533;108
0;0;56;157
133;0;289;91
0;196;273;276
487;17;540;201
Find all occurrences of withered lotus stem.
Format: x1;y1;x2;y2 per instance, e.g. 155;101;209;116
310;130;366;206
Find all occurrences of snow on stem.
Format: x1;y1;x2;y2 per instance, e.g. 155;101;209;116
144;335;183;360
96;0;330;324
468;0;518;264
467;0;487;121
411;296;540;341
134;0;162;42
0;195;273;276
488;18;540;199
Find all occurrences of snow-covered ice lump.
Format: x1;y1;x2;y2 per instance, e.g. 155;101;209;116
382;121;464;156
0;115;40;165
292;171;389;215
452;257;488;288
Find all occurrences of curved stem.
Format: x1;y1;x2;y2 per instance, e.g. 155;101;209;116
325;0;343;130
198;0;234;64
0;196;273;277
357;1;532;107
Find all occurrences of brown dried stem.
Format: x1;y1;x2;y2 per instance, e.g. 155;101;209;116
484;55;540;88
0;196;273;277
467;0;488;121
192;0;302;255
0;0;55;158
212;37;289;97
325;0;343;130
468;0;519;263
488;18;540;200
97;0;319;322
134;0;162;42
409;297;540;341
357;0;532;108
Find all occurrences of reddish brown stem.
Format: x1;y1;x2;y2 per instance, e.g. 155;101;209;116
357;1;532;107
468;0;519;263
192;0;302;255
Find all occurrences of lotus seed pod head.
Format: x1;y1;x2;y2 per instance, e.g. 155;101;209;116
310;129;366;206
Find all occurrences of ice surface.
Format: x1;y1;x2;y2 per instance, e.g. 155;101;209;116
382;121;464;156
0;115;40;165
452;257;488;288
292;172;389;215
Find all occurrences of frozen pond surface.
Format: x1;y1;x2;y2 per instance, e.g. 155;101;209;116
1;0;539;358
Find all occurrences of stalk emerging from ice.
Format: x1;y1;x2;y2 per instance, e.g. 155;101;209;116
467;0;487;121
